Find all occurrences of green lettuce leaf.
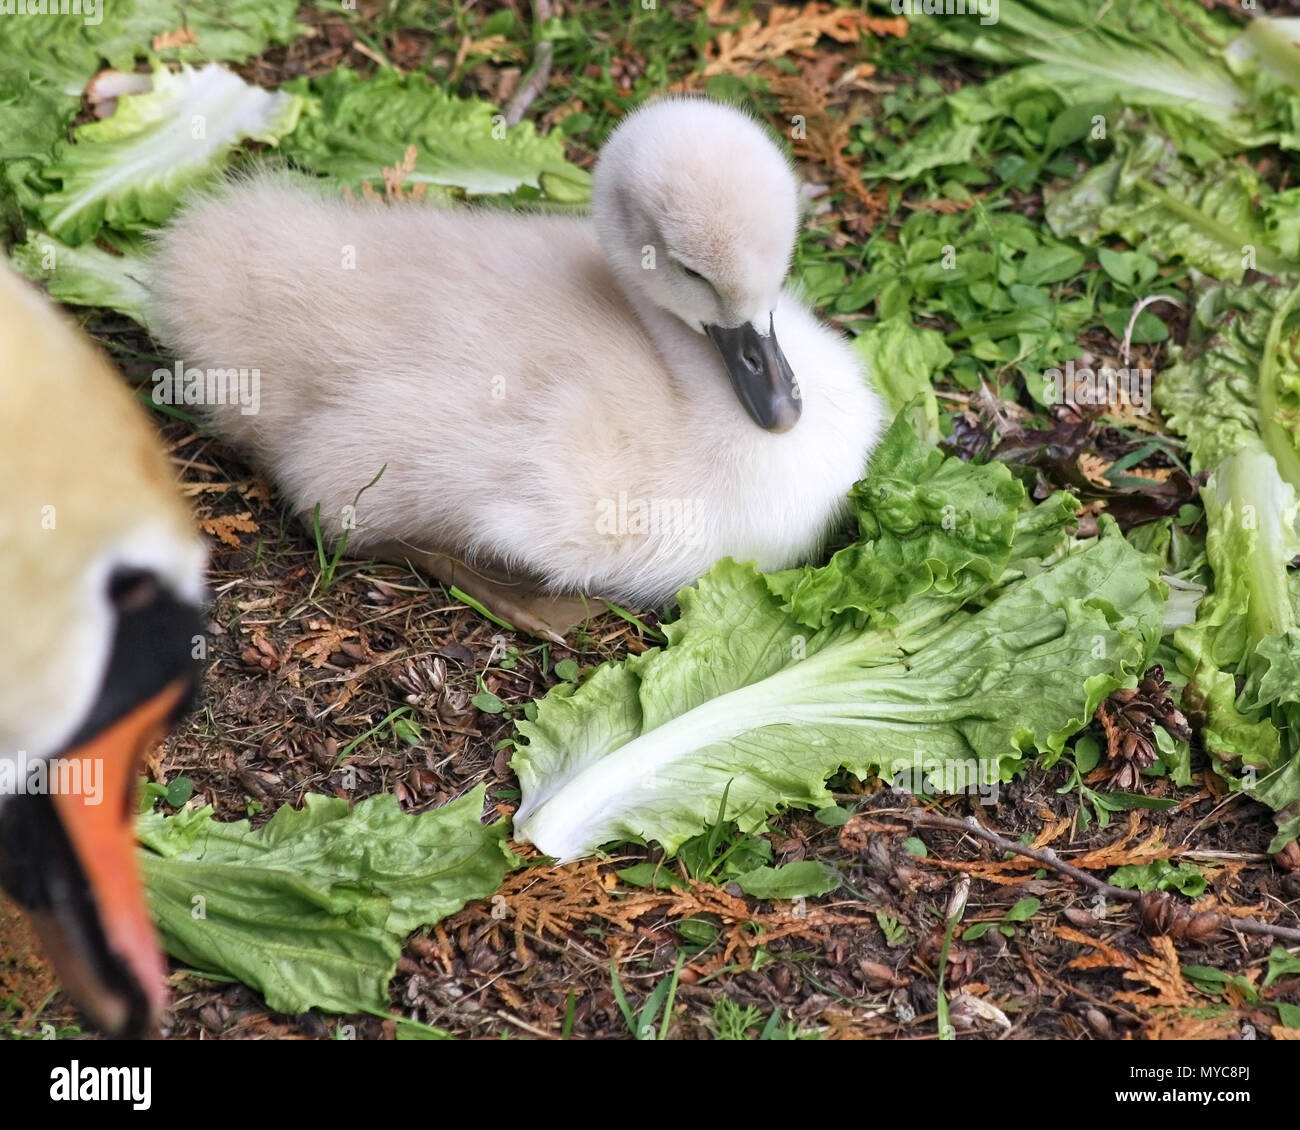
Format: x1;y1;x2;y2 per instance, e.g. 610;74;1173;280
513;518;1162;861
11;229;151;325
138;787;509;1015
2;0;303;94
851;316;952;445
735;861;840;900
883;1;1300;170
0;65;79;215
278;68;591;203
766;413;1026;629
36;63;303;246
1174;448;1300;850
1155;278;1300;487
0;0;302;228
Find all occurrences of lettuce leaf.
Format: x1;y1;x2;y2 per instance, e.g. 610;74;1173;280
11;229;152;325
278;68;591;203
1046;125;1300;281
0;65;79;215
1154;271;1300;850
512;418;1161;862
0;0;302;232
138;787;510;1015
2;0;303;94
1174;448;1300;851
36;63;302;246
900;2;1300;163
867;5;1300;181
513;519;1161;862
766;415;1027;629
851;317;952;445
1155;278;1300;488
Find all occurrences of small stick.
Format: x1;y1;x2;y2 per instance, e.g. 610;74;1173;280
913;810;1138;902
905;809;1300;946
495;1009;560;1040
505;0;555;126
505;41;553;125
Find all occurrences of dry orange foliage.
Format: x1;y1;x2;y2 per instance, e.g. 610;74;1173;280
1058;930;1260;1040
343;145;429;203
697;0;906;77
1078;452;1113;488
1114;937;1241;1040
768;73;889;226
1051;924;1135;972
667;2;902;235
290;620;365;668
441;856;873;978
152;28;198;51
903;196;978;214
199;511;259;548
922;811;1181;885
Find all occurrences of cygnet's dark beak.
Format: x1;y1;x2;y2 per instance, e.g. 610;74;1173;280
705;314;801;433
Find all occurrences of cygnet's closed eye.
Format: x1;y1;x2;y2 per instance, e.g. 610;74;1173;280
674;259;707;283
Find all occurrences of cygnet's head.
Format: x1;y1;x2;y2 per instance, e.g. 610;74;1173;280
592;97;802;432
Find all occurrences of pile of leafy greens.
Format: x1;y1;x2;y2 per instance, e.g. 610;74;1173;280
866;1;1300;179
842;1;1300;854
1046;121;1300;282
513;418;1165;861
2;0;590;319
1152;282;1300;851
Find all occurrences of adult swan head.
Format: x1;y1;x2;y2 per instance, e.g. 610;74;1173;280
0;264;205;1036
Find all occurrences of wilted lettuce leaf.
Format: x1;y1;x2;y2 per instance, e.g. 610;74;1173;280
1156;278;1300;487
279;68;591;203
1046;125;1300;281
138;787;510;1015
36;64;302;246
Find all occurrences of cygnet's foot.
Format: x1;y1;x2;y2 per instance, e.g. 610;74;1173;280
367;541;604;645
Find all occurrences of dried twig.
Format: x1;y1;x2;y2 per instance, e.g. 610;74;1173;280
505;41;552;125
505;0;554;125
902;809;1300;946
913;810;1139;901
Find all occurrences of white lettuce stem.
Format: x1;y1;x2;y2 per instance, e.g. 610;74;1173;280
515;639;958;861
